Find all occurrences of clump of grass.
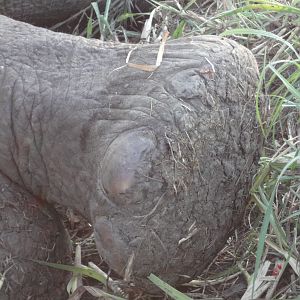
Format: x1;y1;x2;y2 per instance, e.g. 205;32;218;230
50;0;148;41
35;245;192;300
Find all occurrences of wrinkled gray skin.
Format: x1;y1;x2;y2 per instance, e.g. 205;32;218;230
0;15;260;298
0;173;71;300
0;0;92;25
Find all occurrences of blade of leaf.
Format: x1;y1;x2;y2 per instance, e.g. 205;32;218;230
32;260;106;284
252;154;300;297
172;20;186;39
86;8;93;39
103;0;111;21
213;3;300;19
91;2;103;37
221;28;300;60
269;65;300;101
84;286;126;300
148;274;192;300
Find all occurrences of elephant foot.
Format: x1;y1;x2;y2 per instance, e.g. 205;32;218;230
0;174;71;300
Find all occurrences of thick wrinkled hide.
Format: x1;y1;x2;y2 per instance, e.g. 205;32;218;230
0;15;260;298
0;0;92;25
0;174;71;300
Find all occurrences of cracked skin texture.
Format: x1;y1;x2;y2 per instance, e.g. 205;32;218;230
0;15;260;296
0;0;92;25
0;173;71;300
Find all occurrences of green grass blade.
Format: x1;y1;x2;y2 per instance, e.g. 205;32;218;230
84;286;126;300
150;0;181;13
104;0;111;21
221;28;300;59
252;153;300;296
116;12;149;22
252;190;274;296
184;0;197;10
257;187;287;248
103;0;111;35
172;20;186;38
148;274;192;300
255;68;267;137
251;163;270;192
214;3;300;19
265;96;284;137
86;9;93;39
267;60;300;94
32;260;106;284
281;210;300;223
91;1;113;39
99;15;114;36
91;2;103;36
269;64;300;101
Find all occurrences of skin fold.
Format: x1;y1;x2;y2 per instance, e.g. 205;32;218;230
0;15;260;296
0;0;92;25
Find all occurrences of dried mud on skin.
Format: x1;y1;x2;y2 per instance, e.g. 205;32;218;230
0;174;72;300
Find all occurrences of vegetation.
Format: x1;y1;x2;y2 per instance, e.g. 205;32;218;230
47;0;300;299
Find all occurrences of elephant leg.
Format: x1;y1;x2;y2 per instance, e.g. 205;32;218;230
0;174;71;300
0;0;92;26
